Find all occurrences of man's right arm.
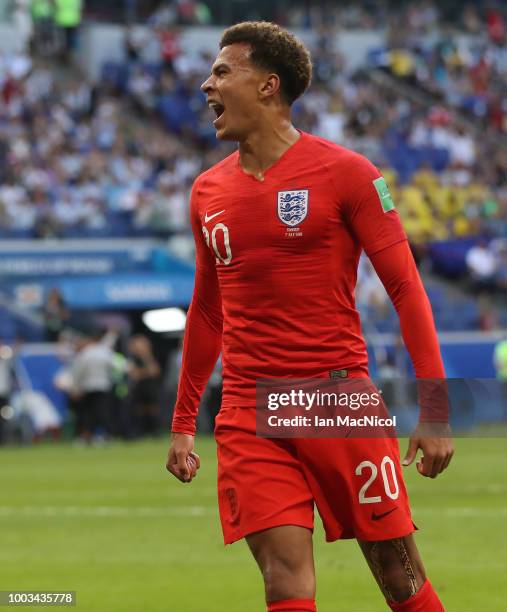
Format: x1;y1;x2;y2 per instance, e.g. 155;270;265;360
171;179;223;435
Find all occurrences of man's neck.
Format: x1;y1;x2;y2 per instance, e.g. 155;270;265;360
238;120;300;181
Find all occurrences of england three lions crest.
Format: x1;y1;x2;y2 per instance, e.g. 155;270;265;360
277;190;309;227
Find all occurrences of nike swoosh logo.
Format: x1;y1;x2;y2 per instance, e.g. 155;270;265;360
204;210;225;223
371;508;397;521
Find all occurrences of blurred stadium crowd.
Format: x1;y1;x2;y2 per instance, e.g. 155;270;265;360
0;1;506;443
0;2;506;279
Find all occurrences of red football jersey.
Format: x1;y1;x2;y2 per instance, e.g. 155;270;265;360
186;131;407;409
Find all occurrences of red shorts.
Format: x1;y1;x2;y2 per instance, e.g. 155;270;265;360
215;406;416;545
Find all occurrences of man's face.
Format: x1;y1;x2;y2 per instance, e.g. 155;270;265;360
201;43;268;141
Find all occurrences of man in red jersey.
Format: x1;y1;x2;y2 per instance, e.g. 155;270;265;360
166;21;453;612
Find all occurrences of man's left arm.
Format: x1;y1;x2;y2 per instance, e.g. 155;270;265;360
339;154;454;478
370;240;454;478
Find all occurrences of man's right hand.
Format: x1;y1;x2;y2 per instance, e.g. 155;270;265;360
166;433;200;483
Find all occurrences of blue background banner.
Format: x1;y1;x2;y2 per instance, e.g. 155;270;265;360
0;243;196;310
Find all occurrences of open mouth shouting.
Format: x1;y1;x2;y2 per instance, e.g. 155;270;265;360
208;100;226;126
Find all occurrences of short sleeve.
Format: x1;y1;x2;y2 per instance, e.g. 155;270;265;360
339;153;407;257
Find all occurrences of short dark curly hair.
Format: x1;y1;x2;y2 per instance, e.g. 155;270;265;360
219;21;312;106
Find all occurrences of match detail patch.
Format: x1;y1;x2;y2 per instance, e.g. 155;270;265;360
373;177;395;213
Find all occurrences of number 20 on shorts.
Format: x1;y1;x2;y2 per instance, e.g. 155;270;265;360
355;455;400;504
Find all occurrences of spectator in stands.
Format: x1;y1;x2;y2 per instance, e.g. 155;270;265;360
487;4;505;44
148;1;177;29
135;171;189;232
128;65;157;115
465;240;497;292
31;0;57;56
128;334;161;436
157;25;180;74
448;125;476;169
124;24;146;66
12;0;33;54
54;0;82;62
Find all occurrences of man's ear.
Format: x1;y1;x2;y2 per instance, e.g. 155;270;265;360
259;73;281;100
